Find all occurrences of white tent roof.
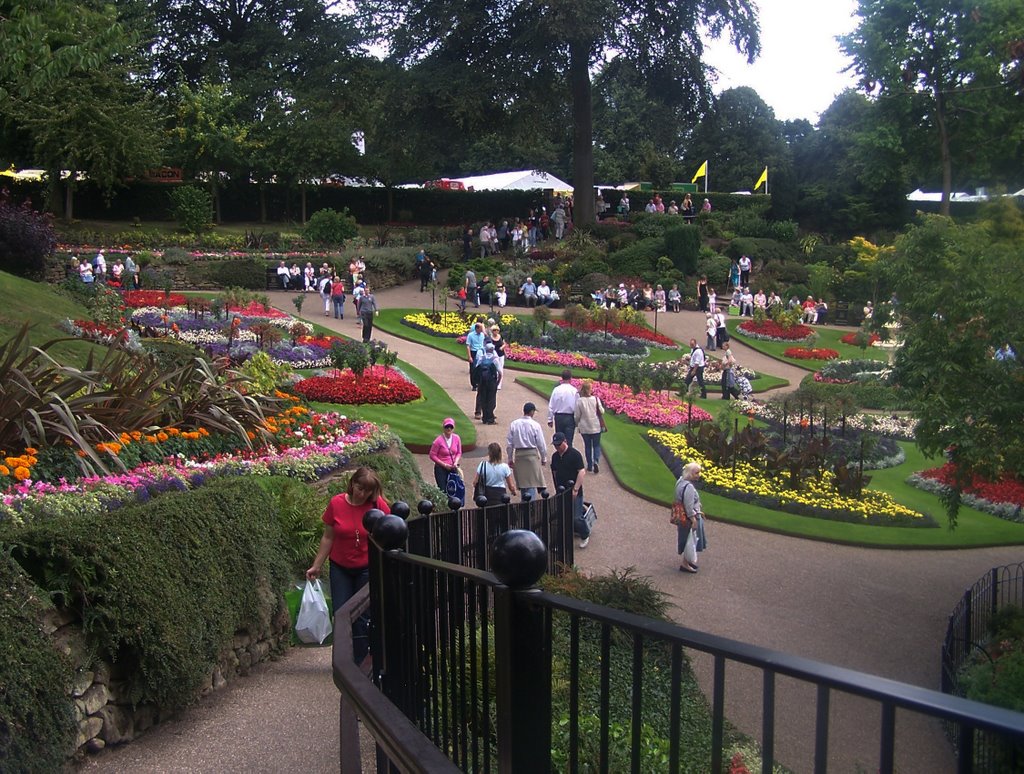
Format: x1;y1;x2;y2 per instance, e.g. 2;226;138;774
449;169;572;192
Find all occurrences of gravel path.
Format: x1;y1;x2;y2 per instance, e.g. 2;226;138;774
80;274;1022;774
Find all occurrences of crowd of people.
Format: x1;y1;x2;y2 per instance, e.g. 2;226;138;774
69;251;140;289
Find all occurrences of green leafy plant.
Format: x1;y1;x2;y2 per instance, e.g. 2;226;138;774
169;185;213;234
305;208;358;245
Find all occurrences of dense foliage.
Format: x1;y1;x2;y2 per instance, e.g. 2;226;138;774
0;193;56;279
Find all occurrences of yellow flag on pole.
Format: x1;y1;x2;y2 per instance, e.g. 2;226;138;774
691;161;707;184
755;166;768;191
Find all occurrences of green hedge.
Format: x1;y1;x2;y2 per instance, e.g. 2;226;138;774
6;478;291;711
0;554;76;772
663;225;701;275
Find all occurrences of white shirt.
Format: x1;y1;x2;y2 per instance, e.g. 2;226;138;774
548;382;579;421
690;347;706;367
506;416;547;463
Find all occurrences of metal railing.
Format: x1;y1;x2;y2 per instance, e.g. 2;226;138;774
334;509;1024;773
941;562;1024;771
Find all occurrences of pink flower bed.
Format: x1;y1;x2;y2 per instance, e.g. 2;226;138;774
552;319;676;347
504;343;597;370
571;379;713;428
738;320;813;341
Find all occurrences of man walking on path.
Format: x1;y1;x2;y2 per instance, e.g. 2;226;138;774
550;432;589;548
506;402;547;501
684;338;708;398
466;321;486;397
465;268;479;308
547;369;579;446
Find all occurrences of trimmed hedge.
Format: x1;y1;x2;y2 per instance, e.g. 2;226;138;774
6;478;291;711
664;224;701;275
0;554;76;772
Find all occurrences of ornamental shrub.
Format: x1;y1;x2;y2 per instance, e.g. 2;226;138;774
169;185;213;234
0;553;76;772
607;237;664;279
305;207;358;246
208;259;266;290
663;224;701;275
0;191;56;279
7;478;291;711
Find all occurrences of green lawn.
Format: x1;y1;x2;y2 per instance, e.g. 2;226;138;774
517;376;1024;549
728;319;889;370
0;272;108;366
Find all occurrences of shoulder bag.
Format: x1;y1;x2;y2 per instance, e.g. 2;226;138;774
670;482;690;527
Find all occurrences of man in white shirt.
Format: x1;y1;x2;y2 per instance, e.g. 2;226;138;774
547;369;580;446
537;280;555;306
683;339;708;399
277;261;291;289
506;402;548;500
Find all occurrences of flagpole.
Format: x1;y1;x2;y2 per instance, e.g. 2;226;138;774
705;162;708;194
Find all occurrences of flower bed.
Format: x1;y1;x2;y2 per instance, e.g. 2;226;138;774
401;312;517;337
649;429;930;526
292;366;422;405
909;465;1024;522
815;359;892;384
552;319;676;348
840;332;880;346
734;399;917;440
0;413;390;526
574;380;712;427
124;290;188;308
504;344;598;370
783;347;839;360
737;320;813;342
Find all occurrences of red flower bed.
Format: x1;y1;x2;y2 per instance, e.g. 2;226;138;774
296;334;346;348
738;320;813;341
74;320;127;339
292;366;421;405
920;464;1024;509
552;319;676;347
784;347;840;360
840;332;880;346
229;301;289;318
123;290;188;308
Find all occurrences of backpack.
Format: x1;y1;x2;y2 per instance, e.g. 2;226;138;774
476;358;498;383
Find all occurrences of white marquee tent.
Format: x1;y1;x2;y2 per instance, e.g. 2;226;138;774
448;169;572;192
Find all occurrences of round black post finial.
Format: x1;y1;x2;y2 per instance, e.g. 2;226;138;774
417;499;434;517
475;493;490;508
372;514;408;551
390;500;411;520
501;493;511;504
491;530;547;589
522;491;533;502
539;487;550;499
362;508;385;532
447;496;464;511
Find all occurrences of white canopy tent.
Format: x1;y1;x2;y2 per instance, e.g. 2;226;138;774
448;169;572;192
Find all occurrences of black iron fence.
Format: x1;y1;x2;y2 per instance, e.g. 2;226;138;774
941;562;1024;771
334;509;1024;774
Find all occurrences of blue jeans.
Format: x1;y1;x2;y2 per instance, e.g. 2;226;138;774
332;297;345;318
582;432;602;469
554;413;576;448
520;487;537;501
329;562;369;663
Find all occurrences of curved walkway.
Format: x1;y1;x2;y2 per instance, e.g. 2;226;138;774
81;276;1021;774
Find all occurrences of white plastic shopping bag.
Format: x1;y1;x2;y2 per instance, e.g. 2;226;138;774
683;530;698;567
295;579;333;645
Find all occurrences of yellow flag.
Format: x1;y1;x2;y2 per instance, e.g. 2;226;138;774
691;161;707;183
755;166;768;190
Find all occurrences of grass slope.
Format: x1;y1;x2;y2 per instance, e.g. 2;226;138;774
0;272;106;365
516;376;1024;549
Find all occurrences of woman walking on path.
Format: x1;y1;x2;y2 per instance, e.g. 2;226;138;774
489;324;506;388
472;443;516;505
306;467;390;662
573;380;606;474
675;462;703;573
428;418;462;491
330;275;345;319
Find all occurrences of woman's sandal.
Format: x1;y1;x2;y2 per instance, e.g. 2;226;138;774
679;564;698;573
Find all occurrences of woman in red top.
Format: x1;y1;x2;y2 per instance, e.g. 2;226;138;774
306;467;390;662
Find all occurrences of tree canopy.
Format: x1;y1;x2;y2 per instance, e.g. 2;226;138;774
360;0;761;223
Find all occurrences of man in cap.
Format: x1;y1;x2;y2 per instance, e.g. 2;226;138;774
549;432;590;548
506;402;547;501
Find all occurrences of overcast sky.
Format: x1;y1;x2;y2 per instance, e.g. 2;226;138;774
702;0;862;123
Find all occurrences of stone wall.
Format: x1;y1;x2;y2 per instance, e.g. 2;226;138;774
43;604;292;757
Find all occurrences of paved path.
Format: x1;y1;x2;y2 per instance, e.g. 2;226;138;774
80;275;1022;773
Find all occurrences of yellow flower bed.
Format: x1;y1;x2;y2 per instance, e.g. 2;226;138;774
649;429;925;524
402;311;518;336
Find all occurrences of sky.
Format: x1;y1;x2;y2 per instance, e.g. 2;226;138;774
702;0;862;124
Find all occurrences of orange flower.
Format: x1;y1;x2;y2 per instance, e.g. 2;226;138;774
800;418;810;428
156;431;169;442
199;428;210;437
246;431;256;441
77;450;88;457
167;428;181;436
14;466;30;481
24;447;37;455
0;465;9;476
4;457;20;468
144;434;158;443
131;431;143;441
119;432;133;444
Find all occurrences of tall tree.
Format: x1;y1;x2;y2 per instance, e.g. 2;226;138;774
361;0;760;224
684;87;790;193
884;203;1024;524
840;0;1024;216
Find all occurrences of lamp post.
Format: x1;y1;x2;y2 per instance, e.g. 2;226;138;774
653;304;659;335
